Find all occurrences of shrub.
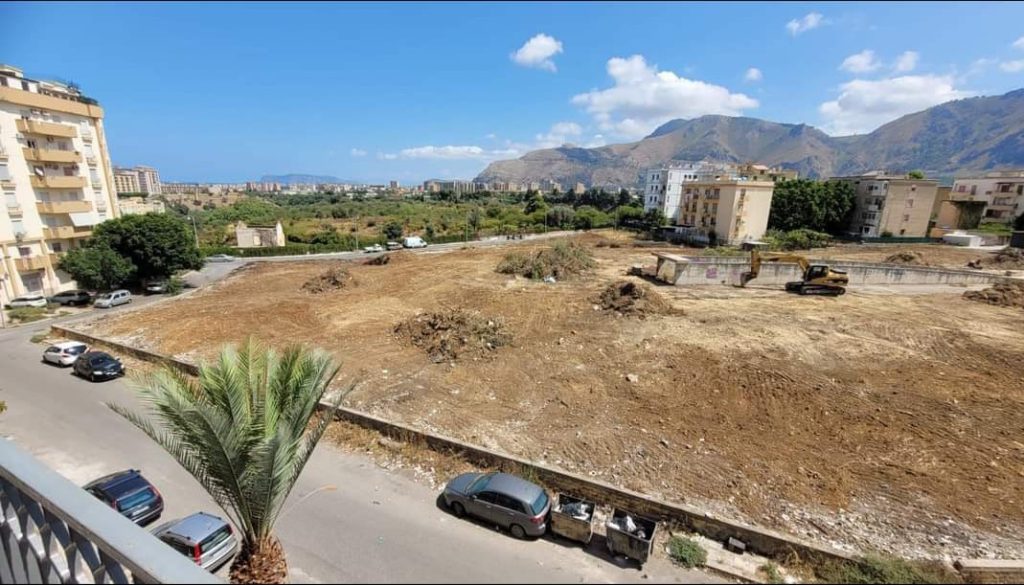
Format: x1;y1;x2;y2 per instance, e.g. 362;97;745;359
763;228;833;251
760;562;784;584
667;536;707;569
495;240;595;280
815;555;961;584
8;307;48;323
166;276;185;296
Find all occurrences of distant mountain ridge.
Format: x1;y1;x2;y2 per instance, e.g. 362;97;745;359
476;88;1024;186
260;174;356;184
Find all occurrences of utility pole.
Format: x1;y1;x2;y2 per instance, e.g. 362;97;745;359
190;215;200;248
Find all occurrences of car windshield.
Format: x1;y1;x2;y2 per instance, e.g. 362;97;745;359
90;355;116;366
530;490;549;515
97;293;112;300
117;488;155;511
467;472;495;494
66;346;86;355
200;526;231;553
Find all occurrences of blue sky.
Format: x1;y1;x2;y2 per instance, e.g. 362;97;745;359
5;1;1024;183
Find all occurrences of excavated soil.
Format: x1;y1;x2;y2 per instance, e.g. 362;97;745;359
968;247;1024;271
883;250;931;266
597;280;679;318
394;308;512;363
301;266;352;294
963;281;1024;309
77;236;1024;560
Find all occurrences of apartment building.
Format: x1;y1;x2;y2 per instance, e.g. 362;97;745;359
950;170;1024;223
735;163;798;183
642;162;737;221
0;64;119;298
112;167;140;194
675;179;775;244
831;172;939;237
134;165;161;195
117;197;166;216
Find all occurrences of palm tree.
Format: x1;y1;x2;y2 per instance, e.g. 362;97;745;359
110;338;348;583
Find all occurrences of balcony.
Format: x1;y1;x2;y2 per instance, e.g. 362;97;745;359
14;255;48;271
0;438;220;584
43;226;92;240
22;147;82;164
36;200;93;214
15;119;78;138
85;155;97;166
0;147;7;160
5;204;22;216
30;176;86;189
867;204;880;212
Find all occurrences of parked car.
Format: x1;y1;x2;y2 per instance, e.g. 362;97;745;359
49;289;93;306
403;236;428;249
73;351;125;382
42;341;89;367
363;244;385;253
94;290;132;308
385;241;403;251
206;254;236;262
443;471;551;538
84;469;164;526
8;294;48;308
144;280;168;295
152;512;238;572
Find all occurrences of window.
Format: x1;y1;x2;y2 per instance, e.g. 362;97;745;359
494;494;526;514
21;81;29;91
51;242;63;253
970;185;977;195
0;164;9;180
26;139;37;149
905;199;914;208
17;246;30;257
902;214;910;222
11;219;24;235
475;491;499;504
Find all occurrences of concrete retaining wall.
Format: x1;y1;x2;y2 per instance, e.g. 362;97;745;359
658;257;1001;287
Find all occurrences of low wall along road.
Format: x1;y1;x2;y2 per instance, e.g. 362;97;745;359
653;254;1003;287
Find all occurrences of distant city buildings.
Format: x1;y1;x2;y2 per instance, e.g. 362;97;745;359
118;197;166;216
244;181;281;193
830;171;939;238
112;165;162;195
389;180;399;190
0;63;119;297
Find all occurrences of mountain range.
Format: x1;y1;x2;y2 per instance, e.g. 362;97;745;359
260;174;357;184
476;88;1024;187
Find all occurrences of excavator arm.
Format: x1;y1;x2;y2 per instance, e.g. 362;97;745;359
740;249;811;287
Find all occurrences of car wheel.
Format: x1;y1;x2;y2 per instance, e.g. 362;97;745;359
510;524;527;539
451;502;466;518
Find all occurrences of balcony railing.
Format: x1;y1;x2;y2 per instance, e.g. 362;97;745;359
30;176;86;189
15;119;78;138
0;439;220;584
43;226;92;240
14;256;48;271
36;200;93;214
22;148;82;164
6;204;22;216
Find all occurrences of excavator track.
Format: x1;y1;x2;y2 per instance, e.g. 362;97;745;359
795;284;845;296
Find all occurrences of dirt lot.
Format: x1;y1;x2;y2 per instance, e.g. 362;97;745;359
77;235;1024;560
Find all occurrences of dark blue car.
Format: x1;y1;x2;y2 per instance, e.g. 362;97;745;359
85;470;164;526
73;351;125;382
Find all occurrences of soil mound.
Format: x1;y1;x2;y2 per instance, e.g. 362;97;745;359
968;247;1024;270
395;309;512;363
302;267;352;293
884;251;929;265
598;280;679;317
963;281;1024;309
364;254;391;266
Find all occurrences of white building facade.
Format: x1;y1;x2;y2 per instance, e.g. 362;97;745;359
642;163;737;221
0;64;119;298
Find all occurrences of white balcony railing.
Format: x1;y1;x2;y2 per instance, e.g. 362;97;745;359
0;438;220;584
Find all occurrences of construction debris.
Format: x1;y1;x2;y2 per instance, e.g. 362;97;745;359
395;308;512;363
963;281;1024;309
967;247;1024;270
301;266;352;293
884;251;930;266
598;280;678;317
364;254;391;266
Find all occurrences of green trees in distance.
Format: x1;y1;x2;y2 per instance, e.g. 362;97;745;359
768;179;856;235
109;338;348;583
59;214;202;289
383;220;404;240
58;246;136;291
907;170;926;179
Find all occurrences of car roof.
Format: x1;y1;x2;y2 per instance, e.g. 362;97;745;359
484;473;543;502
14;294;44;299
85;469;148;494
162;513;228;542
51;341;87;350
83;351;114;359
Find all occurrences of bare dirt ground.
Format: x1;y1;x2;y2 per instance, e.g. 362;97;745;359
77;235;1024;561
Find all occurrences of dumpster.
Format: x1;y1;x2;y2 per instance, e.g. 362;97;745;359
605;509;657;565
550;493;596;545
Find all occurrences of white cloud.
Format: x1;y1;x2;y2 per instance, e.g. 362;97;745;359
819;74;973;135
570;55;758;139
485;133;497;140
786;12;824;36
584;134;607;148
394;145;520;160
744;67;763;82
376;152;398;160
510;33;563;72
534;121;583;148
349;148;367;157
893;51;919;73
1000;59;1024;72
840;50;882;73
1013;36;1024;50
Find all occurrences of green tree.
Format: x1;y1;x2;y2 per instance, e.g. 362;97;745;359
109;339;349;584
383;220;404;240
768;179;855;234
309;226;342;246
90;213;203;282
617;189;633;207
573;205;611;230
524;191;548;215
467;207;483;233
908;170;926;180
58;246;136;290
546;205;575;229
641;208;668;231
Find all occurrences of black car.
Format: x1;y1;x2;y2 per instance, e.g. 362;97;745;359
73;351;125;382
49;290;93;306
85;469;164;526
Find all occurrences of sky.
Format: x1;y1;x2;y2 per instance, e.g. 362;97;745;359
4;1;1024;183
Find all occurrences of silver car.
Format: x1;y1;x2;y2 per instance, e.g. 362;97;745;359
152;512;238;572
443;472;551;538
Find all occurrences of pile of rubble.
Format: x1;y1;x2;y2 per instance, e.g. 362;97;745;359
963;281;1024;309
967;247;1024;270
597;280;679;318
301;266;352;294
884;251;930;266
395;309;512;363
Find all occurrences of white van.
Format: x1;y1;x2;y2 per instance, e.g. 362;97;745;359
403;236;428;249
94;289;132;309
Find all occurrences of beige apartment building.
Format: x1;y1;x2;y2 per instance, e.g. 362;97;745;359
113;165;161;195
736;163;798;183
0;64;119;298
112;167;140;194
831;172;939;237
676;179;775;244
118;197;165;216
949;170;1024;223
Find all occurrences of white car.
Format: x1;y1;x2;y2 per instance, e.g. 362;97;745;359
94;290;132;309
363;244;385;253
42;341;89;367
9;294;48;308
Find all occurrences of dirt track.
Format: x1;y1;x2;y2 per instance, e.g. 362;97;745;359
78;236;1024;560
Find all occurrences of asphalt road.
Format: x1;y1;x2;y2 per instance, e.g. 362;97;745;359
0;243;719;583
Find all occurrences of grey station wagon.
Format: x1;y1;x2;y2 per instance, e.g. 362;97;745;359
443;471;551;538
152;512;238;572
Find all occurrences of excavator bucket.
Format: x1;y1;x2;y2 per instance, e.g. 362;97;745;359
739;271;755;287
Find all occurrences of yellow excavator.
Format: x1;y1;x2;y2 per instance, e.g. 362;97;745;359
739;243;849;296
